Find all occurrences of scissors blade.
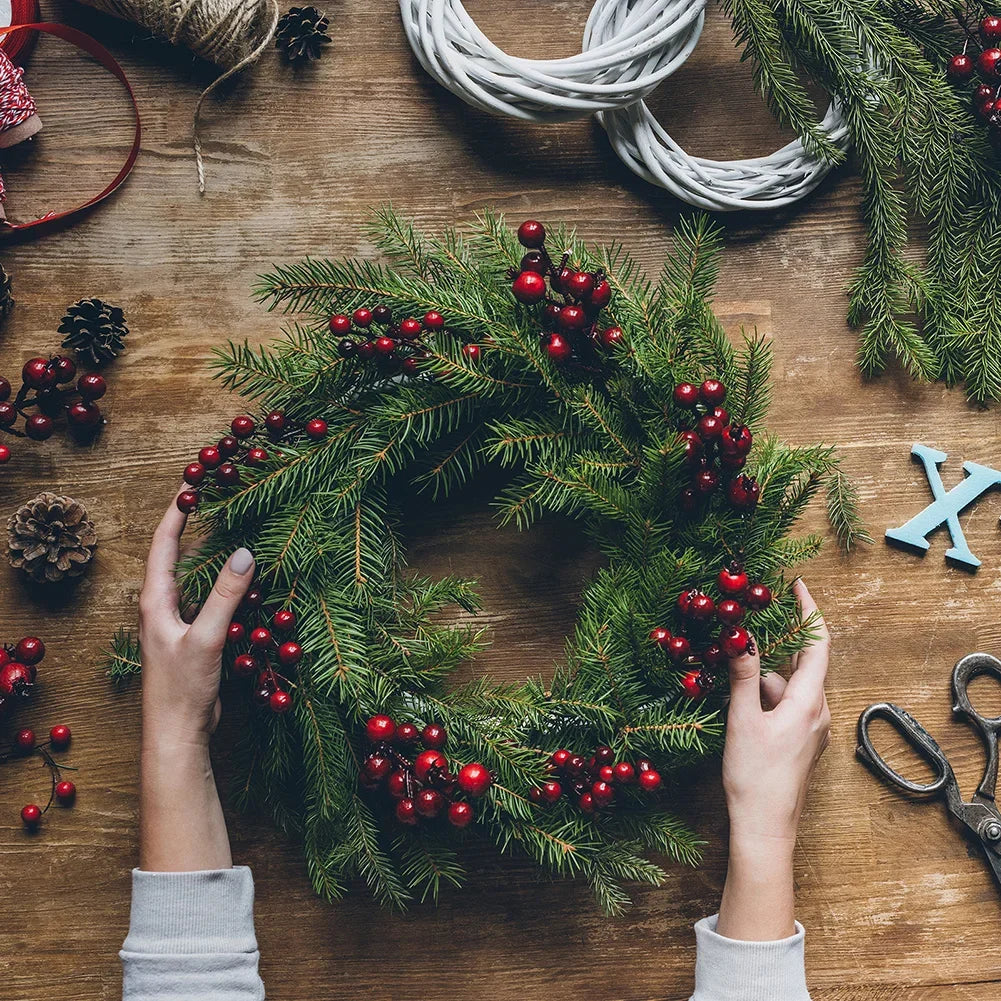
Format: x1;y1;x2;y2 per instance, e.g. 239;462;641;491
982;844;1001;890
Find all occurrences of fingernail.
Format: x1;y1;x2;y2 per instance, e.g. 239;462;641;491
230;548;254;575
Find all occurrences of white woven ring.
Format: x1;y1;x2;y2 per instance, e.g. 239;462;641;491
398;0;707;121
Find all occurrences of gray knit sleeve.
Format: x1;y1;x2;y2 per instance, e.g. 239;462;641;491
120;867;265;1000
690;914;811;1001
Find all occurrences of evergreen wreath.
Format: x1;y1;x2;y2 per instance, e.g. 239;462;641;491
107;211;866;912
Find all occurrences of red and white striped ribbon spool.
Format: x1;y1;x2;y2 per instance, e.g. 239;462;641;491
0;0;39;64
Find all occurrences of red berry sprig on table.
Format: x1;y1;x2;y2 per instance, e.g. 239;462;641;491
358;714;490;828
649;562;773;697
1;722;77;831
0;359;108;466
0;635;45;718
509;220;620;368
533;745;662;815
945;15;1001;149
672;378;758;514
176;410;329;514
333;305;454;377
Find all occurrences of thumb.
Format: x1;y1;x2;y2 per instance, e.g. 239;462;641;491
728;637;762;716
188;548;256;649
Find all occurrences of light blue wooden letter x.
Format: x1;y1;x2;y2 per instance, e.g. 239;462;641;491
885;444;1001;569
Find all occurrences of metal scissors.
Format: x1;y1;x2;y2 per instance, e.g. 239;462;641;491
856;652;1001;888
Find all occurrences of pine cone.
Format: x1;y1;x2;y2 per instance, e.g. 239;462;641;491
7;492;97;583
0;264;14;322
58;298;128;367
275;6;331;64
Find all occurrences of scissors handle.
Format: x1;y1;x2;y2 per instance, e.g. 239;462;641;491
856;702;954;796
952;653;1001;802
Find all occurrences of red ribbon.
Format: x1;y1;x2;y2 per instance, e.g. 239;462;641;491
0;22;140;237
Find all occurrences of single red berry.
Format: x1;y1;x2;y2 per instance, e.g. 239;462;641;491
983;16;1001;41
55;781;76;805
414;749;447;782
373;336;397;358
232;653;258;677
250;627;273;649
981;48;1001;77
272;609;296;632
540;780;562;804
329;314;352;335
677;589;696;615
512;271;547;304
416;788;446;818
363;753;392;781
176;490;199;514
649;626;671;648
14;728;34;752
49;725;71;750
591;780;614;806
0;663;33;695
718;566;749;596
517;220;546;248
306;418;328;440
246;446;269;465
673;382;699;408
448;800;473;827
638;768;662;792
681;669;707;699
636;758;653;773
242;588;264;610
372;305;393;325
395;797;418;825
66;402;102;429
578;792;596;813
697;413;723;442
566;755;586;776
547;333;572;362
77;373;107;400
977;82;995;102
520;251;546;274
727;474;761;510
551;266;574;294
947;53;975;81
402;357;419;376
612;761;635;784
423;310;444;330
0;401;15;427
218;435;240;457
702;644;726;669
566;271;594;299
595;745;614;765
746;582;773;610
457;762;492;797
599;764;615;782
25;414;53;440
0;444;10;464
14;637;44;665
720;626;750;658
277;641;302;666
395;722;419;745
183;462;206;486
421;723;447;749
695;468;719;494
365;714;396;743
215;463;240;486
551;749;571;768
353;307;373;328
600;326;624;349
264;410;286;433
529;787;543;804
699;379;726;406
231;415;255;438
557;305;587;331
717;598;744;625
687;593;715;622
720;424;753;457
227;621;246;643
398;317;422;339
542;302;561;327
269;690;292;714
22;357;55;390
52;356;77;383
387;770;408;799
462;343;481;361
20;803;41;829
667;635;691;663
588;279;612;309
199;446;222;469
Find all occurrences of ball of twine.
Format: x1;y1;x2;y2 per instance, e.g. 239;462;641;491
77;0;279;190
400;0;849;211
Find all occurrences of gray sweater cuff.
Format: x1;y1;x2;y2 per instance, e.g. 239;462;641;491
691;914;811;1001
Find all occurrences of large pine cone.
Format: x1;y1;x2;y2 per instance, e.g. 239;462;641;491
7;492;97;583
275;6;331;64
58;297;128;367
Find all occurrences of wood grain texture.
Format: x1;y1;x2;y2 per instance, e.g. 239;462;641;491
1;2;1000;998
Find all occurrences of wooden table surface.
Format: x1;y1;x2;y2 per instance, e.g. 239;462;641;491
2;3;1001;998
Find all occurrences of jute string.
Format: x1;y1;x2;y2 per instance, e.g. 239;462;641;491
77;0;279;191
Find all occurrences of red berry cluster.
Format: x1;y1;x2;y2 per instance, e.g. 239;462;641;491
3;723;75;831
533;745;662;815
650;563;773;699
673;379;759;514
333;305;462;375
0;358;108;465
0;636;45;716
177;410;329;514
946;15;1001;147
359;714;491;829
510;219;622;366
227;589;299;716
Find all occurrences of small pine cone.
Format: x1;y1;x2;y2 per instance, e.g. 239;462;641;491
58;297;128;367
7;492;97;583
275;6;331;64
0;263;13;322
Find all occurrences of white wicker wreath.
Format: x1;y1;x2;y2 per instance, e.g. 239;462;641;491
399;0;852;211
